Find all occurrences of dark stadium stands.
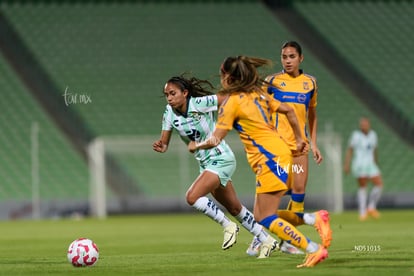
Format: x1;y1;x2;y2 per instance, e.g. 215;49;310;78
0;53;88;201
0;0;412;218
289;0;414;192
293;0;414;121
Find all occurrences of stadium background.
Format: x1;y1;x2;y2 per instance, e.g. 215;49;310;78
0;0;412;220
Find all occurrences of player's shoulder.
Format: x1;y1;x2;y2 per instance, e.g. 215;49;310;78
164;104;173;113
302;72;317;83
190;94;217;103
223;92;247;107
351;130;362;139
189;95;218;110
369;129;378;138
265;71;284;83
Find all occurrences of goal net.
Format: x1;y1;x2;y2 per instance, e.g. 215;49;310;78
88;131;342;218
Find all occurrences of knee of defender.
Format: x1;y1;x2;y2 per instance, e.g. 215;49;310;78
185;192;197;206
227;205;242;216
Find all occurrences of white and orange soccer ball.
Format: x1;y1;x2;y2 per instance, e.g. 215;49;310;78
67;238;99;267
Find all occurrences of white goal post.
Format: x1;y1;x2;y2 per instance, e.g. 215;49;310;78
314;130;343;213
88;131;343;219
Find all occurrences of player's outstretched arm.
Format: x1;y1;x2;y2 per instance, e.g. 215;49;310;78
188;128;229;153
153;130;172;153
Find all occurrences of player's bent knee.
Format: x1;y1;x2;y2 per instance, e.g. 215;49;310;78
185;191;198;206
226;205;242;216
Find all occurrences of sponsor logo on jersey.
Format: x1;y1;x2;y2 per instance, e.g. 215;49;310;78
297;93;307;103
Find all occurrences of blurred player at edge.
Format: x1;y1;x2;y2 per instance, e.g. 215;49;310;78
344;117;383;221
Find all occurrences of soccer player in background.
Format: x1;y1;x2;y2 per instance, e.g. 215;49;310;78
344;117;383;221
266;41;323;212
153;75;278;258
188;56;329;268
246;41;329;255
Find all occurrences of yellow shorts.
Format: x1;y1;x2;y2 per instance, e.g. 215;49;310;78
285;139;310;157
253;153;293;194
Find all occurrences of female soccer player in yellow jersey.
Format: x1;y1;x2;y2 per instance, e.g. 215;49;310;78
268;41;323;213
153;75;278;258
247;41;331;255
188;56;329;268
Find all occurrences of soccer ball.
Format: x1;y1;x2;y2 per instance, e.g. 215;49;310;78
67;238;99;267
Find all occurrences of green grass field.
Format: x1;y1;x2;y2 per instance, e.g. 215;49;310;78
0;210;413;275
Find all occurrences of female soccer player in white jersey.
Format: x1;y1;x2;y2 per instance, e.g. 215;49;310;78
152;75;278;257
344;117;383;221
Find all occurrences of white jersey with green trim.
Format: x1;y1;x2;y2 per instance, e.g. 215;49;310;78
348;129;378;166
162;95;234;164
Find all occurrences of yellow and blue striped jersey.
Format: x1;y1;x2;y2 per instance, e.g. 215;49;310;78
216;91;291;171
267;70;318;149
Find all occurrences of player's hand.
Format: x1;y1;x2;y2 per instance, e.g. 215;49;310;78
295;139;308;154
152;140;167;153
312;147;323;165
188;141;197;153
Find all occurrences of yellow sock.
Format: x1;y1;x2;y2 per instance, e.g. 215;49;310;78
289;200;304;213
269;217;309;250
277;210;304;226
287;199;292;210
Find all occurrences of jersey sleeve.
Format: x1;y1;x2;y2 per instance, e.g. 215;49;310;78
372;131;378;147
216;95;238;130
348;131;358;148
269;97;281;113
191;95;218;113
161;105;173;131
309;77;318;108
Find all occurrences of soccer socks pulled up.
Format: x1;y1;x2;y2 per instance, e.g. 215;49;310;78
192;197;231;227
277;210;304;226
277;211;322;227
357;187;367;216
368;186;382;210
287;193;305;213
235;206;269;242
260;215;317;253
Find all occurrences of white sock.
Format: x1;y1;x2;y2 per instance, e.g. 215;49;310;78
192;197;231;227
358;187;367;216
235;206;268;242
303;213;316;225
368;186;382;210
305;241;319;253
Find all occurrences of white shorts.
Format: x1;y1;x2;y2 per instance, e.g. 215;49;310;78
352;162;381;178
200;155;236;187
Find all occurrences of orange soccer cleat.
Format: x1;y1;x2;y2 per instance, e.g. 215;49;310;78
314;210;333;248
297;245;328;268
